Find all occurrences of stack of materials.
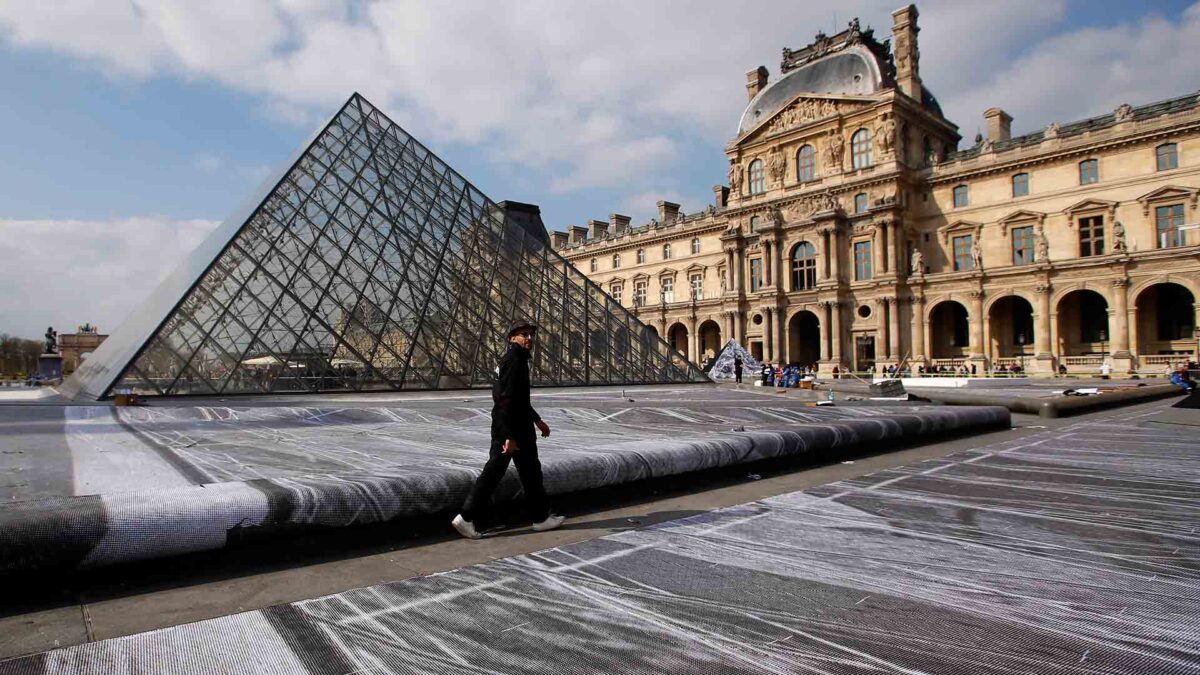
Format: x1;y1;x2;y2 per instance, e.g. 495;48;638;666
707;340;761;380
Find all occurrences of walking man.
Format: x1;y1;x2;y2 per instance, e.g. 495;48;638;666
734;353;743;384
452;320;564;539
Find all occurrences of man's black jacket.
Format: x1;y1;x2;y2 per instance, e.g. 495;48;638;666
491;341;541;441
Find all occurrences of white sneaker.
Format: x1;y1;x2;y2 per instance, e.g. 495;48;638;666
451;514;481;539
531;513;566;532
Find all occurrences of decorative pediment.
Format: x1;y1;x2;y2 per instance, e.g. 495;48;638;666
939;219;983;244
685;262;707;274
1137;185;1199;215
1062;198;1117;219
632;272;650;282
737;95;871;147
658;267;678;279
782;191;841;221
997;209;1045;235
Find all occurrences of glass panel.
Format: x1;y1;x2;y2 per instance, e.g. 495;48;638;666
82;94;707;398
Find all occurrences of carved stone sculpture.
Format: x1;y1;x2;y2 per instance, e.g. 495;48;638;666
767;148;786;185
1114;103;1134;123
824;129;845;171
971;238;983;270
910;248;925;275
1035;226;1050;262
1044;122;1059;139
1112;220;1128;253
876;115;896;155
728;163;743;195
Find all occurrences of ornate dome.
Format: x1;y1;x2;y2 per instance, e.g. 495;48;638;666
737;44;884;135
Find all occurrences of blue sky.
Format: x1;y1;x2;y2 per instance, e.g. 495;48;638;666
0;0;1197;339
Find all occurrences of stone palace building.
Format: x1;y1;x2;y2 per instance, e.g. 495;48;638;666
551;4;1200;375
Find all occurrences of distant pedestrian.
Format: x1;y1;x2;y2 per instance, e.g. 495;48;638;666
761;362;772;386
1100;361;1112;379
734;354;743;384
453;320;563;539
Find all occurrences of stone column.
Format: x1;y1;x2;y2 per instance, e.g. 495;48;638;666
1032;283;1054;373
688;317;700;363
874;226;886;278
763;308;774;362
911;294;927;362
829;301;842;366
968;290;986;364
888;297;901;359
889;221;900;276
725;250;735;293
735;250;745;295
1110;278;1133;373
822;230;832;280
777;306;788;364
733;310;744;347
764;241;773;287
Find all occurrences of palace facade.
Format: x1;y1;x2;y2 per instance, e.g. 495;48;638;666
552;5;1200;374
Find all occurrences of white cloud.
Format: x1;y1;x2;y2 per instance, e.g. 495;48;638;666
940;3;1200;139
0;217;219;338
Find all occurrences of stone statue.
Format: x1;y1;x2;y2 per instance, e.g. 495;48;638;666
44;326;58;354
876;115;896;155
767;149;786;185
1114;103;1134;123
1044;122;1060;139
971;238;983;270
824;129;845;171
1112;220;1128;253
728;162;743;195
910;248;925;275
1035;227;1050;262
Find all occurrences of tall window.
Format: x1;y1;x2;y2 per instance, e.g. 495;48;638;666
636;248;645;264
1156;204;1186;248
611;284;623;305
1078;216;1105;256
749;258;762;292
797;144;816;181
634;280;647;306
590;258;597;273
952;234;974;271
748;159;766;194
791;242;817;290
661;277;674;303
611;253;621;269
851;129;873;169
854;192;868;213
953;184;969;208
662;243;672;260
1012;173;1029;197
749;215;760;231
1157;143;1179;171
1012;226;1034;265
1079;159;1099;185
690;274;704;300
691;237;701;255
854;241;873;280
923;136;933;167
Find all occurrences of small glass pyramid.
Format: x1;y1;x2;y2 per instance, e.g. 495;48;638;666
61;94;707;398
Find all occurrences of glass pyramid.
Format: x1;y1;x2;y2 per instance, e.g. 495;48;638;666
61;94;707;399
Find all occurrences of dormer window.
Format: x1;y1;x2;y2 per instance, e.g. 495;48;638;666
851;128;873;169
797;144;816;182
748;159;766;195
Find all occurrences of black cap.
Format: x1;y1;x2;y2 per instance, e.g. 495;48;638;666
507;320;538;338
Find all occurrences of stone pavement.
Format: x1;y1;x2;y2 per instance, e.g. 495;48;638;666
2;401;1196;673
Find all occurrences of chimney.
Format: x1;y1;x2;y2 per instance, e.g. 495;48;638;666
588;218;609;239
891;5;922;102
657;200;680;224
745;66;769;101
983;108;1012;143
568;225;588;244
609;213;632;235
713;185;729;208
550;230;569;249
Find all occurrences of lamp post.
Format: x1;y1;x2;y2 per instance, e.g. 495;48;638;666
1016;332;1026;374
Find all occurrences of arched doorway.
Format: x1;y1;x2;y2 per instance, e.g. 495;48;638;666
667;322;689;359
988;296;1035;360
1135;283;1196;361
698;320;722;367
1057;290;1109;356
787;311;821;367
929;301;969;358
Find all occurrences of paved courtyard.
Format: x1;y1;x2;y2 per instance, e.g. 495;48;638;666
2;399;1196;673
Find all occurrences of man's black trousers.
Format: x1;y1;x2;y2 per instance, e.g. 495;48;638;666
461;435;550;526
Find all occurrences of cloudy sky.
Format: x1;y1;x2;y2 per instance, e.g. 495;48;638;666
0;0;1197;339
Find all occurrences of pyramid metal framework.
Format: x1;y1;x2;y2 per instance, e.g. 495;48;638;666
62;94;707;399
